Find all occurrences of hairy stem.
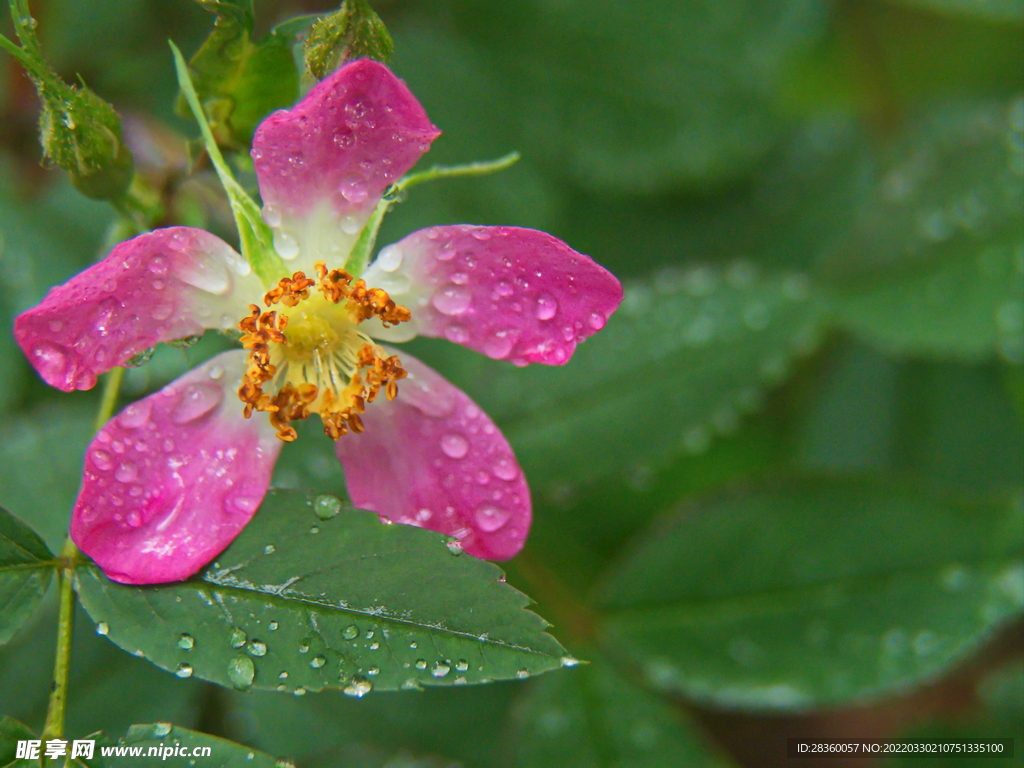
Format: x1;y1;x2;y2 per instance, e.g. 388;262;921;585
41;367;125;748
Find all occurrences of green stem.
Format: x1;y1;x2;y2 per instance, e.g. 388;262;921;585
40;367;125;748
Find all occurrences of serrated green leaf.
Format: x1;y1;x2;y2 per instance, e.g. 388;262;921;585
417;263;823;495
0;601;204;739
596;478;1024;710
76;490;568;694
0;507;56;645
432;0;830;193
886;0;1024;24
179;0;298;148
511;654;736;768
0;716;36;767
100;724;277;768
821;97;1024;362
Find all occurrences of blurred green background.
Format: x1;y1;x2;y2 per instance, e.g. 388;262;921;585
1;0;1022;766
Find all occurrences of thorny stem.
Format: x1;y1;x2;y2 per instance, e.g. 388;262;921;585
41;367;125;751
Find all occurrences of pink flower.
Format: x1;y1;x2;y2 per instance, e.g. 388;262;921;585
13;60;622;585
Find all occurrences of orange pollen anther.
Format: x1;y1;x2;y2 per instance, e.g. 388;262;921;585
237;264;410;442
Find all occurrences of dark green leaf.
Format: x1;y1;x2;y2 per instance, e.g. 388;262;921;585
434;0;832;193
179;0;299;148
0;508;56;645
0;602;204;738
511;654;736;768
416;264;822;495
821;96;1024;362
101;724;278;768
76;490;569;694
597;478;1024;710
885;0;1024;24
0;716;36;767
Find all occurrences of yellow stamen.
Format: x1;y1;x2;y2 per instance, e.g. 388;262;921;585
237;262;409;441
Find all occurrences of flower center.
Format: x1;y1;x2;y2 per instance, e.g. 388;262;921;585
238;262;410;442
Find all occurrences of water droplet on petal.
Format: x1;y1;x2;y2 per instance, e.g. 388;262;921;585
432;285;471;316
493;457;518;481
172;383;223;424
119;400;152;430
115;462;138;483
227;655;255;690
440;433;469;459
483;330;514;359
475;504;511;532
587;312;606;330
535;293;558;320
376;245;404;273
262;204;281;227
91;449;113;471
273;230;300;260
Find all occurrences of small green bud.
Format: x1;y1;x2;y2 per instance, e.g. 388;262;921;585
305;0;393;81
37;80;134;200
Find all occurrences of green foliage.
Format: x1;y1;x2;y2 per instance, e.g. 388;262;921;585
511;655;735;768
178;0;299;149
76;490;569;694
886;0;1024;25
102;724;278;767
597;478;1023;709
0;508;55;645
305;0;394;80
0;716;36;766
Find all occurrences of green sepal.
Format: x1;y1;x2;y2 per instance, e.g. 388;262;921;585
175;0;299;150
171;41;285;285
304;0;394;81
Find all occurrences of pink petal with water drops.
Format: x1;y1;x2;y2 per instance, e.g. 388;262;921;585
335;349;530;561
362;226;623;365
71;351;282;585
251;59;439;276
14;227;263;392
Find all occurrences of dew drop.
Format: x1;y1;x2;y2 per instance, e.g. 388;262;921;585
309;655;326;669
475;504;511;532
367;666;380;676
268;621;279;631
483;330;515;359
229;628;247;648
342;625;359;640
446;540;464;556
262;204;281;227
227;655;255;690
414;659;428;670
431;285;471;316
409;641;418;649
376;245;404;273
91;449;113;471
313;494;343;519
493;457;518;481
343;675;372;697
175;663;194;678
431;660;451;678
516;668;530;679
273;230;300;260
248;640;267;657
96;622;109;636
263;545;276;555
119;400;152;429
172;383;223;425
455;659;469;672
535;293;558;320
177;633;195;650
440;433;469;459
114;462;138;483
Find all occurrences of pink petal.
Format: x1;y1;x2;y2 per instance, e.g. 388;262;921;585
14;227;262;392
363;225;623;365
70;351;282;584
335;349;530;561
252;59;440;275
